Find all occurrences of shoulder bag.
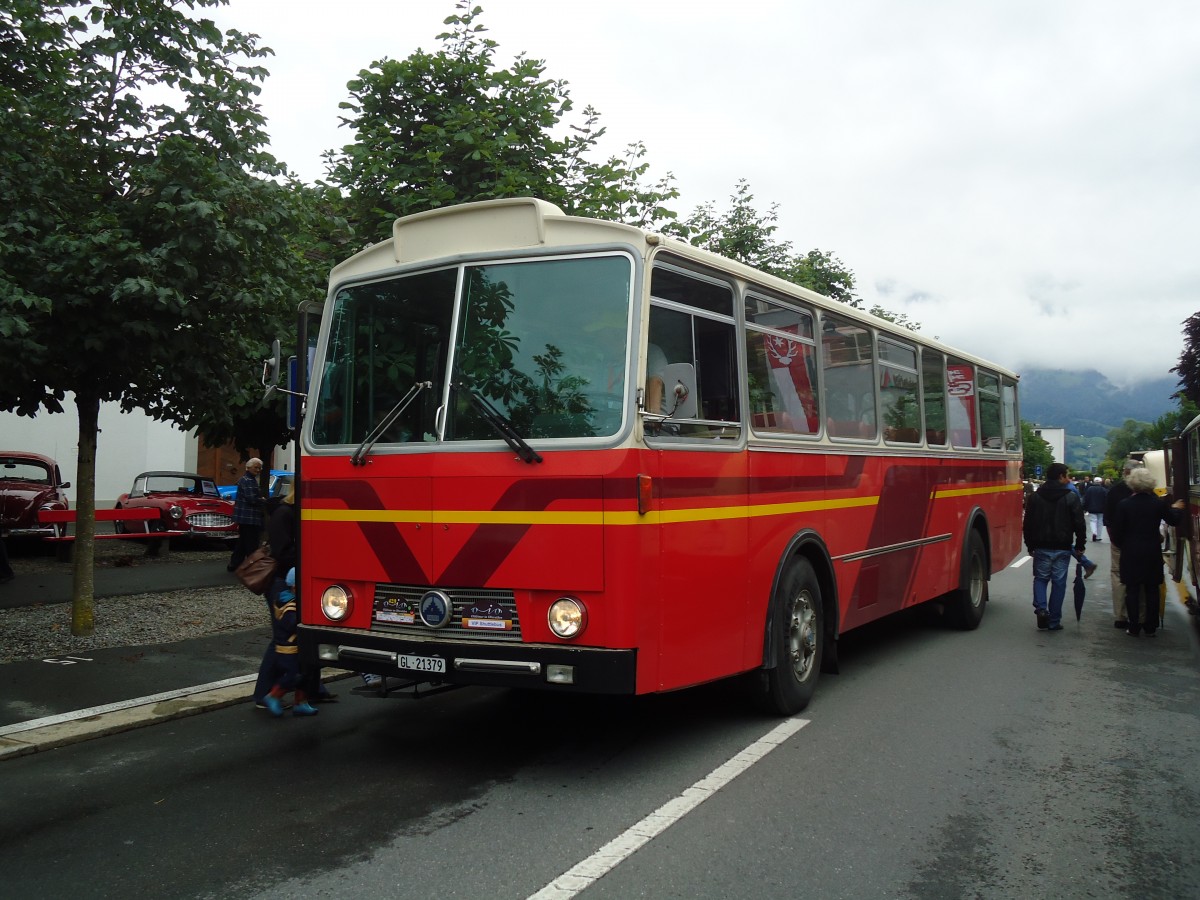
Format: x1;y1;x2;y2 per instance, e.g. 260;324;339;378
235;543;277;595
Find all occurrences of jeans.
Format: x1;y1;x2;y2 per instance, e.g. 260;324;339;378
1032;549;1072;627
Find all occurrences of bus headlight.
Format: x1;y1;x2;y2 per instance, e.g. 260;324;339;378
548;597;587;638
321;585;352;621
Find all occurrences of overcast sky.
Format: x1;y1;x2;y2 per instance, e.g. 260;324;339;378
211;0;1199;388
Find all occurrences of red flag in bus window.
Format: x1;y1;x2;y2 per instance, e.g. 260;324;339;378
766;332;819;433
947;364;977;447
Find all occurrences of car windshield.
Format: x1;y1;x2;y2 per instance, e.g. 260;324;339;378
311;254;632;447
0;459;52;484
141;475;217;496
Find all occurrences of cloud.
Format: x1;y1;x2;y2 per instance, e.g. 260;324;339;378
213;0;1200;386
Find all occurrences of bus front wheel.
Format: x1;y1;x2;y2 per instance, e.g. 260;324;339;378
758;558;824;716
947;530;988;630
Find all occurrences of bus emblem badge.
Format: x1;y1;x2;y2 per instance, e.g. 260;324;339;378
419;590;453;629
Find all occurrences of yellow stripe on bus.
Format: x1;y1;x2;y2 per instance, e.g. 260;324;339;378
302;494;880;527
931;483;1021;500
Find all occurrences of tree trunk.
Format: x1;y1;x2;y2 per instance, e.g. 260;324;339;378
70;392;100;636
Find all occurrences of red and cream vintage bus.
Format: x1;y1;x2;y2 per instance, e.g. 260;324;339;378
292;198;1023;715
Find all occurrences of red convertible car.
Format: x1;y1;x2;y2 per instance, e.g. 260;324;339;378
0;451;71;538
115;471;237;541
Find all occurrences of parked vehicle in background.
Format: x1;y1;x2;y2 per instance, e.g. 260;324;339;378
0;453;70;540
0;451;71;538
217;469;292;502
116;471;236;541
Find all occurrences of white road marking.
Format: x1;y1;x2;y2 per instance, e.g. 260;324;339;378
527;716;809;899
1011;555;1032;568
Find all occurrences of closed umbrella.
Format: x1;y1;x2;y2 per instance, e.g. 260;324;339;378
1074;560;1086;620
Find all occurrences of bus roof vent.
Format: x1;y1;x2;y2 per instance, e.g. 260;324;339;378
392;198;564;264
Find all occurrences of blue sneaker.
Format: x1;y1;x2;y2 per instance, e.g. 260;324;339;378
292;701;319;716
263;694;284;717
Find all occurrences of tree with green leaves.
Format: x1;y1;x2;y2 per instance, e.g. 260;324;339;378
1102;419;1155;468
1021;421;1054;475
1174;311;1200;405
0;0;303;634
1100;394;1199;473
326;1;679;242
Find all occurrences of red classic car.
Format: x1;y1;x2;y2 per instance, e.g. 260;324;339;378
0;451;71;538
115;471;237;541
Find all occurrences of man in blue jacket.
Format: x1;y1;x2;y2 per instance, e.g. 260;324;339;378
1082;476;1108;542
228;457;264;572
1023;462;1087;631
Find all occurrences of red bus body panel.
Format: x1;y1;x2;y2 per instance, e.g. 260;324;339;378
299;447;1022;696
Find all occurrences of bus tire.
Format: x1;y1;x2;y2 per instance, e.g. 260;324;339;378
758;557;823;715
947;530;988;630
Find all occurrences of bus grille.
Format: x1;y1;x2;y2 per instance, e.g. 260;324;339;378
372;584;522;643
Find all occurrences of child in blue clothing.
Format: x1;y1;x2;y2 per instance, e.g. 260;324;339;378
262;567;318;718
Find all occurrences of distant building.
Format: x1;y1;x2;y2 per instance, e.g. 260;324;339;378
1033;426;1066;467
1;398;287;507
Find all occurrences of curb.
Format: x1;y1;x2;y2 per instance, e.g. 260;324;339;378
0;670;353;761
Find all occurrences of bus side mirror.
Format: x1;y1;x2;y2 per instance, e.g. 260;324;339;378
262;339;282;397
660;363;698;419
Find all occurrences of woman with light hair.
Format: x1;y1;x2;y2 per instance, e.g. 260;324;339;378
1109;467;1185;636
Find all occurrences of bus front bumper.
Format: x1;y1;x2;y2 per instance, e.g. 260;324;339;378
298;623;637;694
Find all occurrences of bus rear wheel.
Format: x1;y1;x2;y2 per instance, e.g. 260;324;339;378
947;530;988;630
758;558;823;716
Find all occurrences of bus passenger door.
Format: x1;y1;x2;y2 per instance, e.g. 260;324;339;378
654;448;749;690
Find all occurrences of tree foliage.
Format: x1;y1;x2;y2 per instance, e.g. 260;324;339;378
1021;421;1054;475
0;0;305;632
1173;311;1200;405
325;1;679;242
1100;394;1199;474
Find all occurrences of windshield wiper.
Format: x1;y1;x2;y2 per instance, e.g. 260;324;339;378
454;381;543;464
351;381;433;466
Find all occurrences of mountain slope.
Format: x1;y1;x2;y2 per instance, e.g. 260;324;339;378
1017;368;1179;438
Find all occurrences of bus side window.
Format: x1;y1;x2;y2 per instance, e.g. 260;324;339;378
648;263;740;437
821;313;876;440
922;350;947;445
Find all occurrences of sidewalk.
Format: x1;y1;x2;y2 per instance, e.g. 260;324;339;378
0;554;240;609
0;556;282;760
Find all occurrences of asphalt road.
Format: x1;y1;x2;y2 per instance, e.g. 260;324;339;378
2;539;1199;899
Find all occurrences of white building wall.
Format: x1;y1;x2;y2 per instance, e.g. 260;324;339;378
1033;426;1066;467
2;399;195;508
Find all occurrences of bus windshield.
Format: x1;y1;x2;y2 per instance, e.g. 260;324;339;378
311;254;632;447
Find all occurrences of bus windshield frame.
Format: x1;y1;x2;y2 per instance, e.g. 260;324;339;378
308;252;635;451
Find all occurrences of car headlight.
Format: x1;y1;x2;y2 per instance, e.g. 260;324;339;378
548;597;587;638
168;506;183;520
321;585;352;621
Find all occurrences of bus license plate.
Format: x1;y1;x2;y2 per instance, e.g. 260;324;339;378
397;654;445;674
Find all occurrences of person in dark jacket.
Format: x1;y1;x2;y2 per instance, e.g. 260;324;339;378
1023;462;1086;631
1081;477;1108;542
1104;460;1138;627
228;457;264;571
1109;467;1184;637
